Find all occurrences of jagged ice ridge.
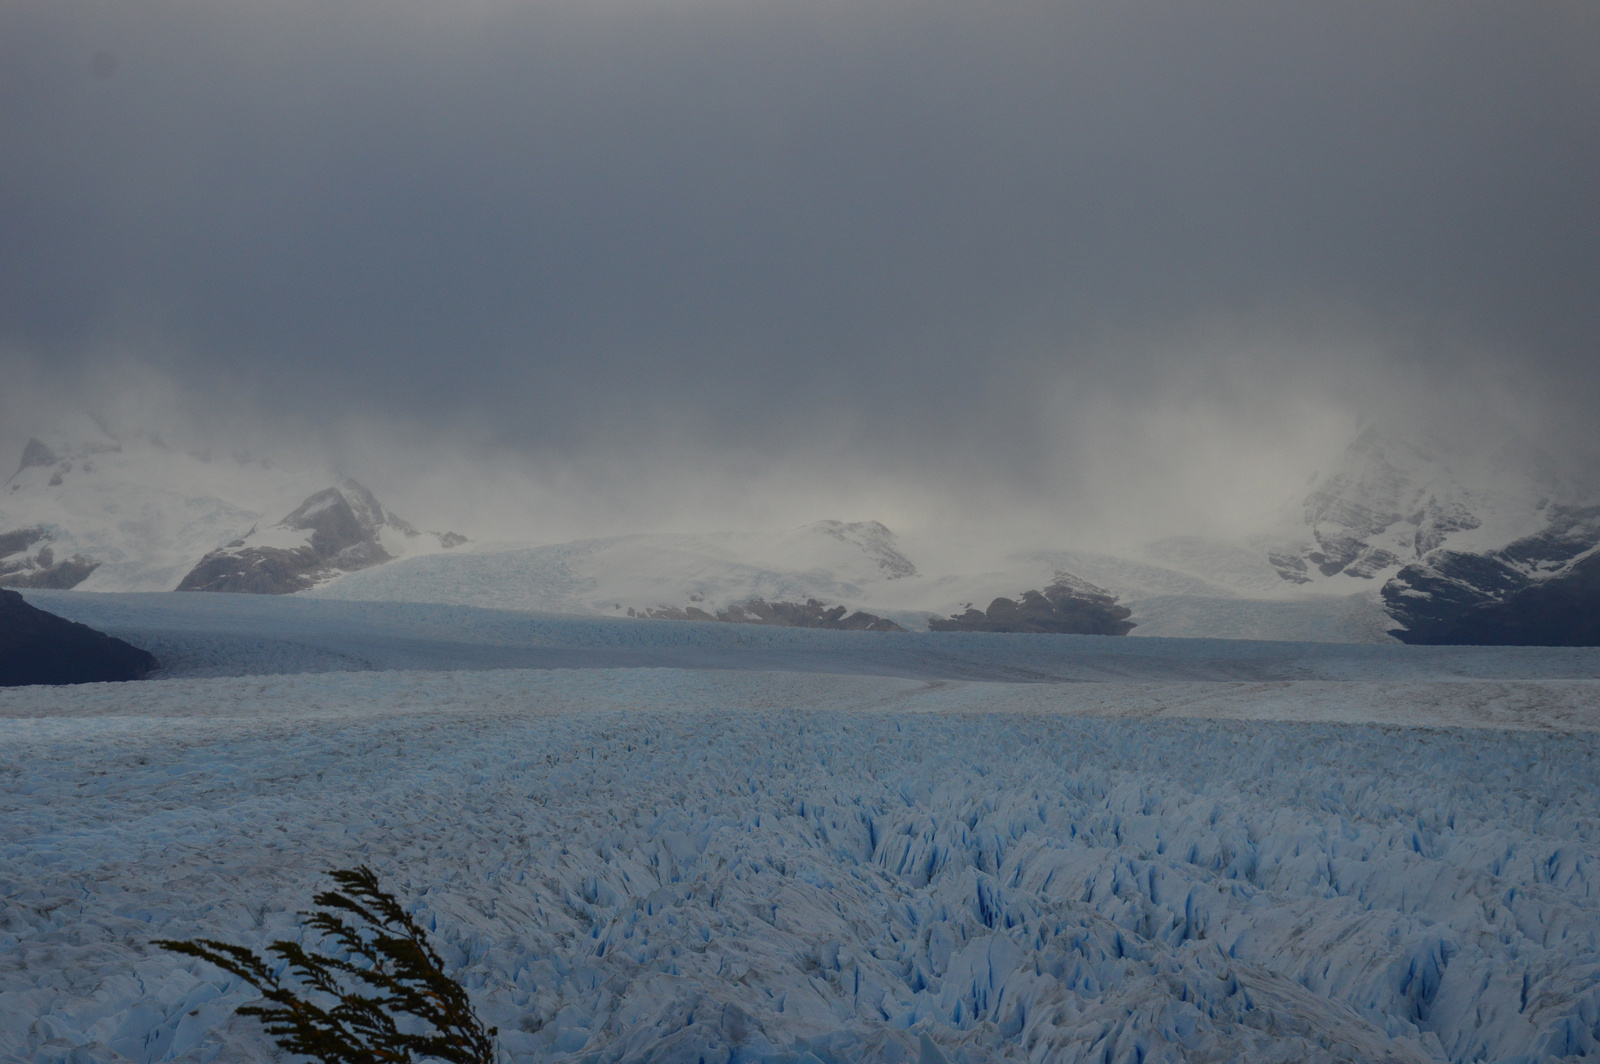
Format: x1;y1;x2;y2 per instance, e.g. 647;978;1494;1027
3;659;1599;1063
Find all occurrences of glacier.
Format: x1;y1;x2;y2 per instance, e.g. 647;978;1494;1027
3;593;1600;1063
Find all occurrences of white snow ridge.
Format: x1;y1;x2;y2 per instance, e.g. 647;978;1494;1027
3;595;1600;1063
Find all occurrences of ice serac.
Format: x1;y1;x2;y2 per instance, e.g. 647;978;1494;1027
0;588;157;685
929;572;1135;635
10;666;1600;1062
177;480;464;594
1384;504;1600;645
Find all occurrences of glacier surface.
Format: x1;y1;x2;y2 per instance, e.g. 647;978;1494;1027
3;594;1600;1063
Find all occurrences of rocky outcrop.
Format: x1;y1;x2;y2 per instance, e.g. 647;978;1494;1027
1267;427;1561;585
633;598;905;631
0;549;101;589
178;480;464;594
929;573;1135;635
0;588;158;686
1383;504;1600;645
13;437;61;476
0;528;101;590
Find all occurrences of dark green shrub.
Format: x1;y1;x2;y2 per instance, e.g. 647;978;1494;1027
158;866;497;1064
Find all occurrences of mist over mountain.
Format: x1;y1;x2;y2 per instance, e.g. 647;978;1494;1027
2;1;1597;643
9;9;1600;1063
0;425;463;595
3;1;1598;557
6;415;1596;643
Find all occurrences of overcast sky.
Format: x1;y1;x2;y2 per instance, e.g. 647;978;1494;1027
3;0;1597;543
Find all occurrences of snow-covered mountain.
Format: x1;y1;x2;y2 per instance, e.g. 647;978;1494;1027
0;427;461;593
177;479;466;594
1257;423;1575;589
977;421;1595;645
307;525;1396;641
307;521;943;627
7;417;1595;643
1225;422;1600;644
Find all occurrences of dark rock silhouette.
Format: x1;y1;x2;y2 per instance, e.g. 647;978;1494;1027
0;527;45;558
1384;504;1600;645
13;437;58;477
929;573;1135;635
0;588;158;686
1405;553;1600;646
634;598;905;631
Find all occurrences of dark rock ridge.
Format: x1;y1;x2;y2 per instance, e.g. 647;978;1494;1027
1383;504;1600;645
0;587;158;686
929;573;1135;635
178;480;464;594
632;598;905;631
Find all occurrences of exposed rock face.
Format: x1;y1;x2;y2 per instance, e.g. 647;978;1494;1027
1383;504;1600;645
929;572;1135;635
1263;423;1600;644
0;588;158;686
1267;427;1555;584
634;598;905;631
1267;549;1312;585
178;480;464;594
14;438;60;476
1412;497;1481;556
0;527;102;590
807;520;919;579
0;527;45;557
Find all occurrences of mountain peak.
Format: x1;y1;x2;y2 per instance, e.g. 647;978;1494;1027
177;480;459;594
1264;421;1586;587
800;519;918;579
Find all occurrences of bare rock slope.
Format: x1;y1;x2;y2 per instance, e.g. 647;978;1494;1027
178;481;463;594
1384;504;1600;645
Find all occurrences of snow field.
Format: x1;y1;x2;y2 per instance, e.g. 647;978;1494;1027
4;669;1600;1063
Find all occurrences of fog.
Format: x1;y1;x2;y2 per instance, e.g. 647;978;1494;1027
3;0;1597;547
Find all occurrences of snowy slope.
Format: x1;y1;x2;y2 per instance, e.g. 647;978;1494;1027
0;428;326;592
308;522;954;627
0;430;460;593
176;479;464;593
8;417;1592;643
306;529;1404;642
301;525;1124;628
1253;423;1580;592
4;666;1600;1063
1090;423;1600;644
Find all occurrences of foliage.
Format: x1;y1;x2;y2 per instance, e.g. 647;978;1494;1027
157;866;497;1064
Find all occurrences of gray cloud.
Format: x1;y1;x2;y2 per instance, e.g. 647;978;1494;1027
3;0;1597;541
